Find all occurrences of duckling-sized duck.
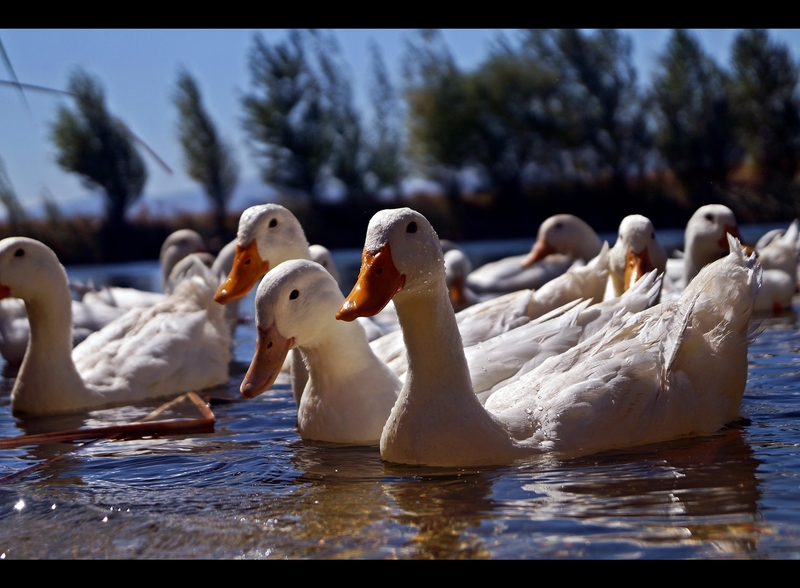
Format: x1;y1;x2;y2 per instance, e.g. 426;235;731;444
336;208;760;467
0;237;231;416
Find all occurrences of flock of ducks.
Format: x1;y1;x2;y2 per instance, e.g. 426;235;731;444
0;202;796;467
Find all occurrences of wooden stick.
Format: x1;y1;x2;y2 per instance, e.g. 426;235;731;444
0;392;215;450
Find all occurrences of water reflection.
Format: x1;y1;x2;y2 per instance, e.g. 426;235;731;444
1;250;800;558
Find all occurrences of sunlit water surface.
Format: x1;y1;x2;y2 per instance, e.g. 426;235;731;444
2;228;800;559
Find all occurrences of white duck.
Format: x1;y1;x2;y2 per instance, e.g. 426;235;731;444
605;214;668;301
369;214;665;376
336;208;760;467
465;214;601;296
753;219;799;314
240;259;400;444
0;237;231;416
664;204;750;297
444;247;483;312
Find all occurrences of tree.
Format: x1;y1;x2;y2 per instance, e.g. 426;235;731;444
465;41;562;210
242;30;328;202
50;69;147;259
242;29;368;205
651;29;738;206
522;29;651;187
730;29;800;185
365;41;405;201
403;30;563;233
312;30;367;203
174;69;239;238
403;29;477;220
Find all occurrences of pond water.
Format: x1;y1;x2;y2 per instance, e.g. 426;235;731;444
1;227;800;559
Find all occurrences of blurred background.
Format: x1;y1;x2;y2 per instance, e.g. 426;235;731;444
2;28;800;263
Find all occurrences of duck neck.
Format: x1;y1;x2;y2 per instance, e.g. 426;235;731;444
394;280;474;401
13;271;92;414
304;319;376;381
24;274;74;356
298;315;398;443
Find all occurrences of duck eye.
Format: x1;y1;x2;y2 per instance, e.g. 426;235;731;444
14;249;24;257
651;232;655;239
269;218;278;228
555;222;563;230
704;213;713;222
289;289;299;300
406;221;417;234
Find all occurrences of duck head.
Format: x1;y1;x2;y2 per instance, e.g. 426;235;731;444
611;215;667;293
241;259;343;399
337;208;442;321
521;214;602;268
214;204;310;305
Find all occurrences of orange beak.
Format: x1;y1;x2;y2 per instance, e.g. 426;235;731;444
240;323;294;399
449;276;466;306
623;247;653;292
521;238;555;268
719;224;755;257
214;241;270;304
336;243;405;321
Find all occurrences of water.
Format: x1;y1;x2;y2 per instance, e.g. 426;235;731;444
2;230;800;559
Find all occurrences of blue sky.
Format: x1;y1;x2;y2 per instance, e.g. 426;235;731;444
1;29;799;219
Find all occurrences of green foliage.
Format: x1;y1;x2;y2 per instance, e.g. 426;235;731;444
174;69;239;237
522;29;651;183
651;29;738;205
365;41;404;199
241;29;368;204
731;29;800;183
50;68;147;252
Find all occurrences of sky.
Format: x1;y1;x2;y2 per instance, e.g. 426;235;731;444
2;29;800;220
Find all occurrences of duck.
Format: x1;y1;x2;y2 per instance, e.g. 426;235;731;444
663;204;750;296
753;219;799;314
465;214;601;296
167;238;242;338
336;207;760;467
240;259;400;444
444;247;483;312
0;236;231;416
308;244;341;285
604;214;667;301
